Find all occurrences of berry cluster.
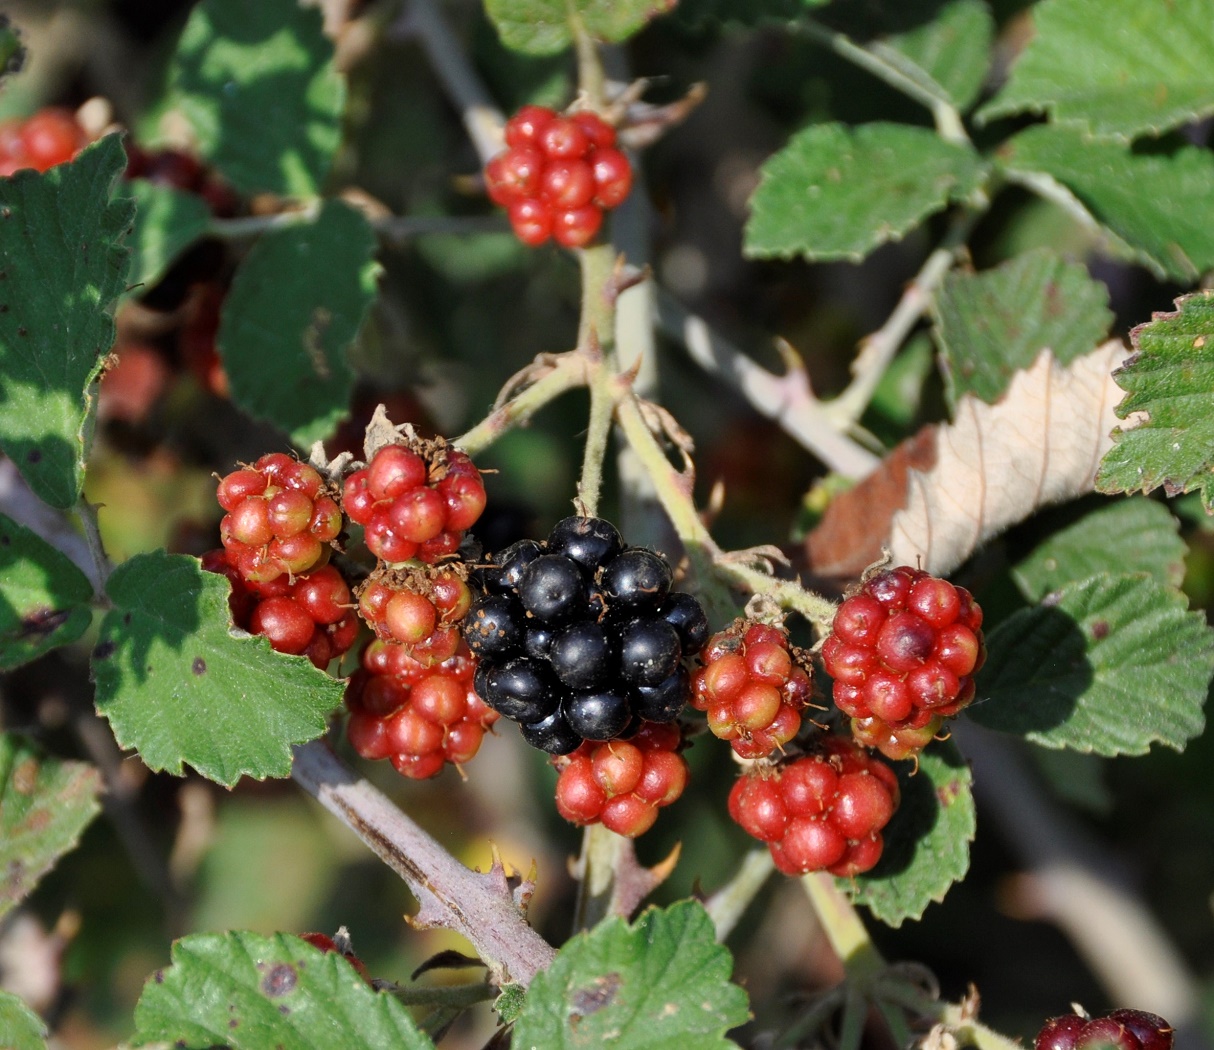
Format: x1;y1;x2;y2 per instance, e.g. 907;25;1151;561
729;737;900;876
1036;1011;1173;1050
553;722;689;838
820;566;984;761
125;142;238;216
217;454;342;583
202;552;358;669
344;637;498;779
342;442;486;565
486;106;633;248
691;619;813;759
356;567;471;664
465;516;708;754
0;108;87;176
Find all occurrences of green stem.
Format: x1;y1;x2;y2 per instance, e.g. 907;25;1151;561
704;849;775;941
571;822;628;932
800;872;884;979
577;353;614;517
390;981;495;1009
568;3;606;109
799;20;968;145
453;354;589;458
577;242;618;353
715;562;837;633
76;498;113;592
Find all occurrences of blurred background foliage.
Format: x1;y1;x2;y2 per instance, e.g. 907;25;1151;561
0;0;1211;1047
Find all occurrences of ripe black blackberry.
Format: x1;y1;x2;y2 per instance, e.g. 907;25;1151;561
464;516;705;754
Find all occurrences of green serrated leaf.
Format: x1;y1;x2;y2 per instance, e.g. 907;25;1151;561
978;0;1214;139
745;122;983;262
514;900;749;1049
126;179;212;295
91;551;345;787
1013;498;1185;602
165;0;344;197
485;0;676;55
998;126;1214;281
494;983;526;1025
972;573;1213;754
219;201;379;448
0;990;47;1050
1096;291;1214;512
0;135;133;508
933;247;1113;407
879;0;994;111
0;513;94;670
845;741;974;927
133;931;434;1049
0;734;102;920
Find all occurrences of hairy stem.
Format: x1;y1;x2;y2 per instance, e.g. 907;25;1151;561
291;741;556;986
800;872;884;979
577;351;615;517
703;848;775;941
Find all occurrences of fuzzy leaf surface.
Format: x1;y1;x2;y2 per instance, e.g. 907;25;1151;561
745;122;982;262
878;0;994;111
972;573;1212;754
133;931;433;1049
91;551;344;787
0;135;132;508
1013;498;1186;602
165;0;344;197
0;734;102;919
979;0;1214;139
125;179;212;295
0;990;47;1050
846;741;974;927
999;126;1214;281
0;514;93;670
219;201;378;448
888;343;1126;576
0;17;25;82
513;899;748;1048
1096;291;1214;512
933;247;1113;407
485;0;676;55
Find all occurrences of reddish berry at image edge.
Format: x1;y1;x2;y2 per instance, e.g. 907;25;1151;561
487;105;633;248
1035;1010;1174;1050
821;565;985;761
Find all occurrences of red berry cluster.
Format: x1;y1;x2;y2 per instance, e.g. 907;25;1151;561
342;442;486;565
217;454;342;583
821;566;984;761
728;737;900;876
345;637;498;780
202;552;359;669
1036;1010;1173;1050
0;108;88;176
356;567;472;662
691;620;813;759
486;106;633;248
553;722;689;838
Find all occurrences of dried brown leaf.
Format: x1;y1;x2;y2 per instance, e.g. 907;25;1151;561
891;343;1127;574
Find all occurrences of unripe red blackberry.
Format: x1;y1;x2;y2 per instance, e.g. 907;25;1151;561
216;454;342;584
552;721;688;837
486;106;633;248
345;637;497;778
728;736;899;876
342;439;485;566
356;565;471;665
691;619;813;759
821;566;984;760
0;108;88;176
201;551;358;670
